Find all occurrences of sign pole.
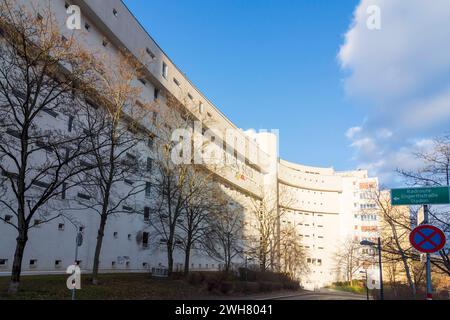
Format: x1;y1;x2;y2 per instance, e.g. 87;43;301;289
377;237;384;300
423;205;432;300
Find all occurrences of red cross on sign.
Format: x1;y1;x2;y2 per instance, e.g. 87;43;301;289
409;225;446;254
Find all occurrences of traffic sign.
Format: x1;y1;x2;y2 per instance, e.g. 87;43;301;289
391;186;450;206
409;225;446;253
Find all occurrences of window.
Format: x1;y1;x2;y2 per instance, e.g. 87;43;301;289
188;93;193;101
112;261;116;267
62;183;67;200
0;259;8;267
58;223;65;231
154;88;159;101
6;128;21;139
4;215;13;223
123;206;133;212
199;102;204;113
142;232;149;247
77;193;91;200
128;234;132;240
173;78;180;87
146;47;155;59
68;115;74;132
145;182;151;197
144;207;150;222
55;260;62;267
146;158;153;173
162;62;168;78
113;232;118;239
13;88;27;101
29;259;37;267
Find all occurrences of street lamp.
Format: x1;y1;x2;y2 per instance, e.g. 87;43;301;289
60;216;83;300
244;256;253;282
360;237;384;300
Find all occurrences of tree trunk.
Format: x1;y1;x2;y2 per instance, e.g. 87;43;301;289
391;222;416;295
167;243;174;275
8;232;28;294
184;246;191;276
92;214;108;285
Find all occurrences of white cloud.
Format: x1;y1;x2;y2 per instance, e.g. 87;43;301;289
345;126;362;139
376;128;392;139
340;0;450;186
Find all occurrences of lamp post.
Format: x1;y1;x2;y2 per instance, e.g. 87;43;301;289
360;237;383;300
359;270;369;300
244;256;253;282
62;217;83;301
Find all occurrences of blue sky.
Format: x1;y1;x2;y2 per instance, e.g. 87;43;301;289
123;1;450;186
123;0;362;170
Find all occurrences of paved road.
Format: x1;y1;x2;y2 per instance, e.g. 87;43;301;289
262;289;367;300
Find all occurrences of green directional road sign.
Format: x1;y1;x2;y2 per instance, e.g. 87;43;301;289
391;186;450;206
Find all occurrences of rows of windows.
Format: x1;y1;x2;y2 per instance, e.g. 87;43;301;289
306;258;322;266
359;214;378;221
62;1;267;189
360;203;377;210
0;257;146;269
1;257;218;270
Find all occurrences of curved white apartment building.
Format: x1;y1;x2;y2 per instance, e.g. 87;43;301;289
0;0;379;289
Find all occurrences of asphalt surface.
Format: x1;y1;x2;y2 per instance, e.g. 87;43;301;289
261;289;367;300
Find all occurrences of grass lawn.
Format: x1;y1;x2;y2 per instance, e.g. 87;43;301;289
328;283;366;295
0;273;211;300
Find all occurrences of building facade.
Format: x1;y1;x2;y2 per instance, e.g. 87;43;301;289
0;0;379;289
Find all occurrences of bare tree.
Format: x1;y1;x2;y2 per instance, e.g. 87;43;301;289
178;171;216;275
371;190;416;295
0;1;97;293
72;50;155;285
333;239;362;285
247;185;294;272
279;224;308;279
397;133;450;275
149;88;225;275
203;189;244;272
150;98;202;275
